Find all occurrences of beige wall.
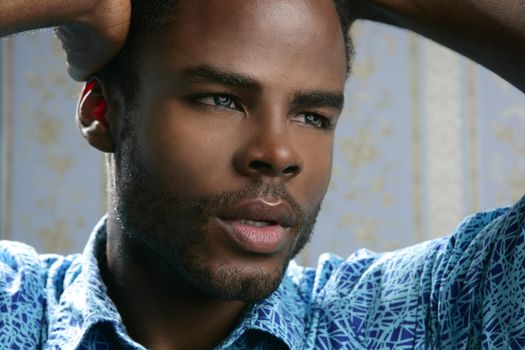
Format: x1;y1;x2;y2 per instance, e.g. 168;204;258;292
1;22;524;267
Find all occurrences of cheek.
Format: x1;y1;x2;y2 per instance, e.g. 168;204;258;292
289;134;333;210
137;103;239;195
135;98;334;206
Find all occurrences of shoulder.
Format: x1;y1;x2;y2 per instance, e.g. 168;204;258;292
297;203;515;301
0;240;45;283
0;240;79;348
0;240;82;281
282;204;521;346
285;249;384;305
285;206;508;307
0;241;47;347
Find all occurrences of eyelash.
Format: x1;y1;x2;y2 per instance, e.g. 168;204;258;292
192;93;334;129
192;93;243;111
295;112;334;130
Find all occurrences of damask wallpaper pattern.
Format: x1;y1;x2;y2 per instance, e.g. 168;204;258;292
0;22;524;267
0;32;105;253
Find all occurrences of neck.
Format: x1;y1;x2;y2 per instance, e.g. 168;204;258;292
103;216;248;350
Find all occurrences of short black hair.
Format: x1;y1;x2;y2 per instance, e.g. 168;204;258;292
97;0;353;106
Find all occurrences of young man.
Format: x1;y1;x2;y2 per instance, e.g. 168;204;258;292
0;0;524;349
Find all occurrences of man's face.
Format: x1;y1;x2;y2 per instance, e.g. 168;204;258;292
113;0;347;301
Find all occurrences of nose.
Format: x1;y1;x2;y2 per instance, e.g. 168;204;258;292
233;127;303;180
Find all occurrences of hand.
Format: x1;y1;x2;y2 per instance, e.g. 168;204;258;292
56;0;131;81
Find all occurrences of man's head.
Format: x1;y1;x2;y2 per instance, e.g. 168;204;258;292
95;0;353;105
79;0;351;301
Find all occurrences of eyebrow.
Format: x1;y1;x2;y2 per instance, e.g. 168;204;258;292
179;65;344;110
180;65;261;90
292;91;345;110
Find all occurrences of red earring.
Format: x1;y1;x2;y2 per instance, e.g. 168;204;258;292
93;99;109;128
82;80;109;129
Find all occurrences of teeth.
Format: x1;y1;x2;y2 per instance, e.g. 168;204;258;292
240;219;272;227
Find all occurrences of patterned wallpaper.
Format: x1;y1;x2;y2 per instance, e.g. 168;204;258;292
0;31;106;253
1;22;524;267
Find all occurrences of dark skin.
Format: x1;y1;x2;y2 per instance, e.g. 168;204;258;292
103;2;346;348
0;0;524;349
1;0;523;89
0;0;130;80
356;0;525;92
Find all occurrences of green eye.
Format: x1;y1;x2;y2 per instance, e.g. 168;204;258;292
192;93;243;111
305;113;324;128
213;95;234;107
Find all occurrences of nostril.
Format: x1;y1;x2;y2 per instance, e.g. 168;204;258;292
283;165;299;175
249;160;272;171
247;160;300;176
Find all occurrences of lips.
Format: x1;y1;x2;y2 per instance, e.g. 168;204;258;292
216;199;297;254
218;199;296;228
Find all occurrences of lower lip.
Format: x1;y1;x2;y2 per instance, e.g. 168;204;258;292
218;219;287;254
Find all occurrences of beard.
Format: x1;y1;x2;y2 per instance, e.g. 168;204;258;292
111;135;322;302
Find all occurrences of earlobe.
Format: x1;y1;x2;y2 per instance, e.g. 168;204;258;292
77;79;115;153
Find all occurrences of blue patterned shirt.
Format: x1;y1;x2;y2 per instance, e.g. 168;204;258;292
1;195;525;349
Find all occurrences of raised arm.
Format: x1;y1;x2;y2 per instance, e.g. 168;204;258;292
352;0;525;92
0;0;130;81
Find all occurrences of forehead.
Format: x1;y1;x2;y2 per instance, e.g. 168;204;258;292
139;0;347;91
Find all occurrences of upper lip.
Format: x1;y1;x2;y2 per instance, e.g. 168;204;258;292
218;198;296;228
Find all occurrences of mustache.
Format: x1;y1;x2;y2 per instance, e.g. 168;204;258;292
193;181;305;222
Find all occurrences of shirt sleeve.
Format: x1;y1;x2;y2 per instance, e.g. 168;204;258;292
315;196;525;349
0;241;46;348
429;197;525;349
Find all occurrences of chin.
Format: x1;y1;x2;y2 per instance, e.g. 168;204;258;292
169;243;292;301
192;264;286;302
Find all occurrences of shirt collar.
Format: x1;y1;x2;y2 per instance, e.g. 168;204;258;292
47;216;144;349
50;217;307;350
217;262;308;350
247;271;307;350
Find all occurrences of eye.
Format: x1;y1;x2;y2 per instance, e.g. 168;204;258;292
195;94;242;111
214;95;235;108
294;112;333;129
305;113;324;128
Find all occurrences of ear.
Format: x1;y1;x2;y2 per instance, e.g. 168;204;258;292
77;79;115;152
